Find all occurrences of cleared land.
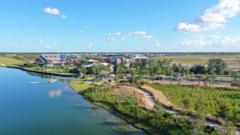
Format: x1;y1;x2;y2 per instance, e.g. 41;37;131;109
154;55;240;71
0;56;23;66
150;83;240;125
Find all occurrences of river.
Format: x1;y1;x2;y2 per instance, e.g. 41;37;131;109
0;67;146;135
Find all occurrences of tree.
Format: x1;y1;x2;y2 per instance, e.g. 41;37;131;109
147;59;160;81
195;74;205;85
130;70;141;85
231;72;240;83
207;58;228;75
190;64;207;75
116;64;128;79
74;59;86;67
206;75;216;87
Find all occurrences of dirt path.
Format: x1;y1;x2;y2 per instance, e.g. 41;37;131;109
140;85;174;108
114;86;155;110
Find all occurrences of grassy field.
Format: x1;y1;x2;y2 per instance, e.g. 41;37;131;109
0;56;23;66
154;55;240;70
69;80;91;93
150;83;240;124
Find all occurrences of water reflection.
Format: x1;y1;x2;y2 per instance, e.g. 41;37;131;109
48;89;63;98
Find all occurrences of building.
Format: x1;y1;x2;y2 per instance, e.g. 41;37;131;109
35;54;71;67
107;55;131;66
69;54;81;63
82;59;99;68
132;54;148;65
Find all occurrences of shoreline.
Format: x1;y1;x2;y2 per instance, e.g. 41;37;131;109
68;85;152;135
1;65;79;78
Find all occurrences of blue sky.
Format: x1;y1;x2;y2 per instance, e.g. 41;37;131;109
0;0;240;52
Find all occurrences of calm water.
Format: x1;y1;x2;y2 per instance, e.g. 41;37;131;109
0;67;145;135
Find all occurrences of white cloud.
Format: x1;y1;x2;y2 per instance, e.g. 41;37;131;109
43;7;67;19
175;23;201;32
175;0;240;32
106;32;123;41
129;31;160;47
105;31;161;47
181;35;240;48
43;7;60;16
130;31;153;40
39;40;58;49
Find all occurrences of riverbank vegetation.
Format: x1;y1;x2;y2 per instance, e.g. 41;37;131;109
24;64;77;74
69;80;91;93
150;83;240;126
69;80;221;135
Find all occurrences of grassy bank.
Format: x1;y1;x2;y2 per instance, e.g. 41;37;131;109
149;83;240;125
69;80;221;135
0;56;23;66
69;80;91;93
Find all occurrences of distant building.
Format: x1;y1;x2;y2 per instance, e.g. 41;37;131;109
35;54;71;67
133;54;148;65
69;54;81;63
82;59;99;68
107;55;131;66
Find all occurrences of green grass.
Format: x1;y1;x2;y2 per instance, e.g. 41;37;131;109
150;83;240;124
0;56;23;66
69;80;91;93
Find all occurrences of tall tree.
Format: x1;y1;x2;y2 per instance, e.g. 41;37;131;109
208;58;228;75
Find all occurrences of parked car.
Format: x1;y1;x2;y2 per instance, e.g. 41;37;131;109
231;82;240;87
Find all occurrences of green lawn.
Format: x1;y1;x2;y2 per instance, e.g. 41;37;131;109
69;80;91;93
0;56;23;66
150;83;240;124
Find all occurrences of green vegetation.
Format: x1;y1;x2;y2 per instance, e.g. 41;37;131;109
69;81;221;135
80;86;195;135
0;56;23;66
150;83;240;125
25;64;77;74
69;80;91;93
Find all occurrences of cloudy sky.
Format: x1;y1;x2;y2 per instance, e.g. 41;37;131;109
0;0;240;52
